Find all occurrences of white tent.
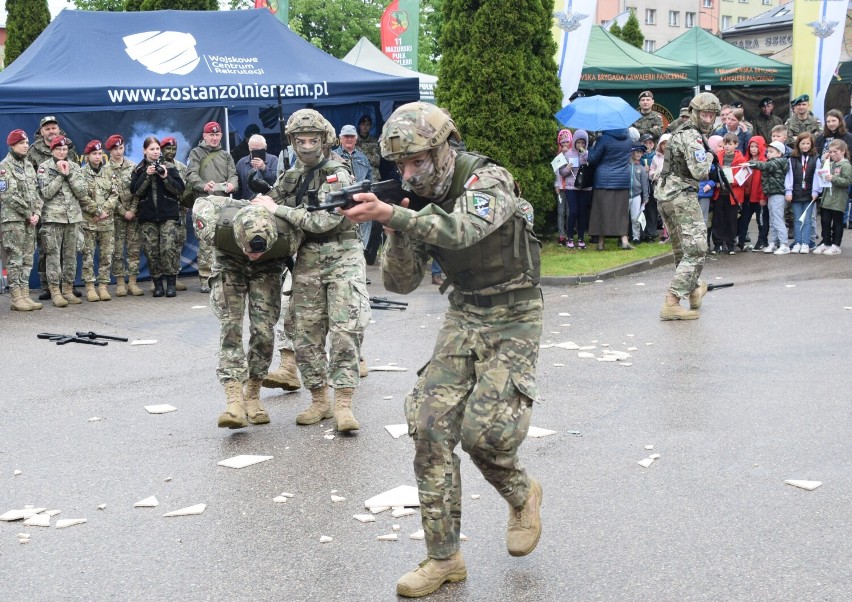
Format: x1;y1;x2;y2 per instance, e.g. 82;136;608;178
342;37;437;103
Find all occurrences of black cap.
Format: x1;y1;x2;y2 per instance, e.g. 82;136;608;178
759;97;774;107
791;94;810;106
730;100;743;109
639;133;654;143
631;145;645;153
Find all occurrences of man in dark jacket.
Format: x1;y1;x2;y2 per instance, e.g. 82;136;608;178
753;97;783;143
236;134;278;200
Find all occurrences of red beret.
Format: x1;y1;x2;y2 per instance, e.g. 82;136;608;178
160;136;177;147
203;122;222;134
50;136;70;150
84;140;103;154
105;134;124;150
7;129;27;146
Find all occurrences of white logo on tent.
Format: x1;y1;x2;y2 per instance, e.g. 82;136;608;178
123;31;200;75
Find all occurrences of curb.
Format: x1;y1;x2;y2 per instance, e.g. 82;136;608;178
540;252;674;287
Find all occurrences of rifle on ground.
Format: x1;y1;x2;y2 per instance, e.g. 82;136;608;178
369;296;408;310
75;331;129;342
37;333;108;346
307;179;431;213
707;282;734;291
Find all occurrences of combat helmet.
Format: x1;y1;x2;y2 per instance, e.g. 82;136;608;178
689;92;721;134
380;102;459;162
286;108;327;166
233;205;278;256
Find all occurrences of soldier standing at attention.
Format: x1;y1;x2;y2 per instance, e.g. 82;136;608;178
160;137;189;291
785;94;821;145
104;134;143;297
80;140;117;302
185;122;238;293
0;129;43;311
633;90;664;142
340;102;544;598
252;109;369;433
655;93;719;320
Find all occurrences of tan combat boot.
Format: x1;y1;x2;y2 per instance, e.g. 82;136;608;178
396;552;467;598
85;282;100;302
333;387;360;432
49;284;68;307
127;275;144;296
659;293;698;321
262;350;301;390
175;279;187;291
98;284;112;301
296;387;333;425
20;289;43;310
9;288;34;312
359;357;368;378
506;478;543;557
689;281;708;310
217;381;248;429
243;378;270;425
61;283;82;304
115;277;127;297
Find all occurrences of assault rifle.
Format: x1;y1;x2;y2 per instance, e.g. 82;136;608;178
369;296;408;310
37;332;108;346
307;179;431;213
707;282;734;291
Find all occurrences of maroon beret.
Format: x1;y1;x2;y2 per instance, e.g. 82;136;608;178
105;134;124;150
50;136;70;150
84;140;103;154
7;129;27;146
160;136;177;147
203;122;221;134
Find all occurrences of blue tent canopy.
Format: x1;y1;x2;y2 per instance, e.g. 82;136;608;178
0;9;419;113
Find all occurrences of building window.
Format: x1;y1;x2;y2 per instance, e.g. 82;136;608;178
703;0;713;8
685;12;696;28
669;11;680;27
763;0;771;4
645;9;656;25
738;16;748;23
644;40;656;52
739;0;749;4
721;15;732;29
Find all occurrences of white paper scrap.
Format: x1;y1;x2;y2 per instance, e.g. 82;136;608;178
552;363;565;367
191;305;207;309
88;417;102;422
364;485;420;509
784;480;822;491
23;514;51;527
320;535;333;543
649;454;661;460
410;529;425;540
217;455;273;469
279;492;294;498
644;445;654;450
369;506;390;514
470;494;481;500
56;518;87;529
353;514;375;523
331;495;346;503
44;510;61;517
382;396;393;400
144;404;177;414
134;496;159;508
324;435;335;440
638;458;654;468
377;533;398;541
368;365;408;372
273;496;288;503
527;426;557;438
98;504;107;510
385;424;409;439
130;339;157;345
392;524;401;532
392;508;417;518
13;469;22;476
554;341;580;350
163;503;206;517
558;312;570;317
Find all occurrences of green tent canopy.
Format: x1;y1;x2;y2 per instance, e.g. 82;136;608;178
580;26;698;90
656;26;791;87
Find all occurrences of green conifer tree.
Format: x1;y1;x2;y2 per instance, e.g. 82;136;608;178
138;0;218;9
621;9;645;49
4;0;51;67
438;0;562;230
608;21;623;40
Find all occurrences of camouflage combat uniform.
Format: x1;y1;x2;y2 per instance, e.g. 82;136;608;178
81;163;118;285
785;113;821;146
173;158;190;255
105;156;140;280
633;110;664;141
185;142;238;280
37;158;91;286
129;161;185;278
356;134;381;180
656;122;712;299
0;151;40;292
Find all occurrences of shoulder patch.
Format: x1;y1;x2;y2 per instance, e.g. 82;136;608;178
0;179;7;193
38;167;45;174
466;190;495;223
694;149;706;162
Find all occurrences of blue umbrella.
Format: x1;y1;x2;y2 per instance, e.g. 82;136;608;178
555;95;642;131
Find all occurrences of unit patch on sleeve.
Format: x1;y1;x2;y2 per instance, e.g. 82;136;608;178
466;191;495;223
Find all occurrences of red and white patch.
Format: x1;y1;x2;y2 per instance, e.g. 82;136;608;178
326;174;338;183
195;218;204;230
464;174;479;189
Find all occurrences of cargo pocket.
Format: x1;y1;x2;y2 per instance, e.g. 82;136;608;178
403;359;432;437
467;372;536;454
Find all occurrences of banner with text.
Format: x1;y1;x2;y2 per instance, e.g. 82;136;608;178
381;0;420;71
792;0;848;121
255;0;289;27
553;0;598;106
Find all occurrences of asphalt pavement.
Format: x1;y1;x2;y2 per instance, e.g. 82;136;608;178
1;248;850;601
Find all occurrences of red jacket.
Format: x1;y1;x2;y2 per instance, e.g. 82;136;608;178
742;136;766;204
713;149;747;205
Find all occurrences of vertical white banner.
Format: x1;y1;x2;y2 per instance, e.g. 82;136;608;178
795;0;849;122
553;0;598;107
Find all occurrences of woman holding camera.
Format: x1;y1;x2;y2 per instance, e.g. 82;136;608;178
130;136;185;297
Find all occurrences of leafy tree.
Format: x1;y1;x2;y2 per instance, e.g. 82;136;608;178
608;21;622;40
138;0;218;9
228;0;254;7
124;0;145;8
438;0;562;231
417;0;442;76
620;9;644;49
4;0;51;67
72;0;125;9
288;0;384;58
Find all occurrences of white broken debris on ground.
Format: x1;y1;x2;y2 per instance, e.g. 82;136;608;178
191;305;207;309
527;427;557;438
273;496;288;503
578;352;595;359
785;284;795;288
596;356;618;362
331;495;346;503
579;345;596;351
217;455;273;469
410;529;425;540
134;496;158;508
56;518;87;529
353;514;376;523
392;508;417;518
553;341;580;350
370;506;390;514
320;535;333;543
392;524;401;532
364;485;419;509
378;533;398;541
368;365;408;372
784;480;822;491
130;339;157;345
638;458;655;468
163;504;206;517
843;306;852;310
98;504;107;510
470;494;481;500
552;363;565;367
13;469;22;476
1;508;46;521
324;435;335;440
144;404;177;414
382;396;393;400
88;417;102;422
385;424;408;439
645;445;654;450
23;514;51;527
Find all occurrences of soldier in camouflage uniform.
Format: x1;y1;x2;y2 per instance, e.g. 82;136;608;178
104;134;143;297
633;91;664;142
785;94;821;146
356;114;381;179
252;108;369;433
340;102;544;598
161;137;190;291
80;140;117;302
185;122;238;292
656;93;719;320
37;136;93;307
0;129;43;311
195;198;301;429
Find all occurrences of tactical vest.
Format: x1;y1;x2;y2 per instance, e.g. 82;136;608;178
214;205;299;261
275;159;356;240
429;152;541;294
660;122;698;181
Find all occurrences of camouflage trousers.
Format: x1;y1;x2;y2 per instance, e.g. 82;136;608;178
140;220;181;278
82;226;115;284
658;192;707;299
112;217;141;278
192;198;213;279
286;239;370;390
39;222;80;286
176;208;188;251
0;221;36;289
273;269;295;353
404;294;542;559
210;255;285;383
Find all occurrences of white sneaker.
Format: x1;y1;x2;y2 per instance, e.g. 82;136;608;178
824;245;842;255
791;243;801;253
773;245;791;255
763;243;777;254
799;244;810;254
812;244;826;255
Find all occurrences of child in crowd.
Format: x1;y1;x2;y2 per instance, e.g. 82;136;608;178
712;133;746;254
700;135;723;244
784;133;819;253
813;139;851;255
649;133;671;243
639;134;659;241
739;136;769;251
564;129;592;249
748;140;790;254
629;145;649;245
554;129;572;246
771;124;793;158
